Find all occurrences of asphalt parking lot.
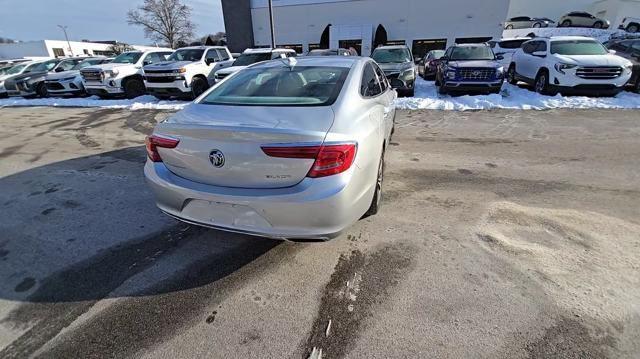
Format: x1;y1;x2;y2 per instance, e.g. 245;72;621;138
0;106;639;358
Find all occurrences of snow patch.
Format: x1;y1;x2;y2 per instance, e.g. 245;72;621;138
394;78;640;111
0;95;189;110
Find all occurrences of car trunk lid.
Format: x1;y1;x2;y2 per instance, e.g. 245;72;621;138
153;104;335;189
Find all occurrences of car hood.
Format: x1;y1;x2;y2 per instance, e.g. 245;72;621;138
7;71;47;82
554;54;630;67
378;62;413;73
448;60;501;68
216;65;246;75
46;70;80;80
144;61;194;71
84;63;136;72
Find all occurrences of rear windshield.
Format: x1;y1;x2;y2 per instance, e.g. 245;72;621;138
309;49;337;56
168;49;204;62
372;48;412;63
550;40;608;55
200;66;349;106
233;53;272;66
450;46;495;60
499;40;528;49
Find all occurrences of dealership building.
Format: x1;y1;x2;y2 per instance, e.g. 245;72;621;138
222;0;510;58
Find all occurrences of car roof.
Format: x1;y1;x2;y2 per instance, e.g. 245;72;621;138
547;36;597;41
499;37;532;42
453;43;490;47
243;48;295;54
374;45;408;50
176;46;227;50
249;56;364;69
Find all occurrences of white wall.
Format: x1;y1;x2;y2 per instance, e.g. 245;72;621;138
250;0;510;55
507;0;594;20
0;40;171;60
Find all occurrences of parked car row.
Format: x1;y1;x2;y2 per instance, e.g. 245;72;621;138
505;12;640;32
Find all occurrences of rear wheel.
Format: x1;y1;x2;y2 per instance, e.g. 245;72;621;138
507;64;518;85
190;77;209;99
561;20;572;27
593;21;604;29
123;78;145;99
627;24;639;33
506;24;514;30
364;151;384;218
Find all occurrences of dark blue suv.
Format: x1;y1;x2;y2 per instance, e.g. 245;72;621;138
435;44;505;95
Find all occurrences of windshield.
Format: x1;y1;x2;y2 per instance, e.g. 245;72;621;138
450;46;495;60
5;64;27;75
168;49;204;62
429;50;445;59
73;59;105;70
233;53;272;66
200;66;349;106
112;52;143;64
550;40;608;55
31;59;59;72
372;48;412;63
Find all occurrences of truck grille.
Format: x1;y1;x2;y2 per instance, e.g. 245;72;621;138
81;69;103;82
576;66;623;79
144;72;181;83
459;68;495;81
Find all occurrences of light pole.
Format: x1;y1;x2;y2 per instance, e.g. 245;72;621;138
57;25;74;57
268;0;276;48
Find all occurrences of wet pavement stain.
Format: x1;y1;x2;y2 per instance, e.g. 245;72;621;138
302;244;415;359
14;278;36;293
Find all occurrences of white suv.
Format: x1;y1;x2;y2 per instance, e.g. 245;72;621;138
81;50;173;99
507;36;633;96
619;17;640;33
143;46;234;99
213;48;296;82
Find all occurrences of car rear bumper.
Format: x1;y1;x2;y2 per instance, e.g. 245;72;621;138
144;161;373;240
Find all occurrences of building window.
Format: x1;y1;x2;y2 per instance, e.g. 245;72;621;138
412;39;447;60
93;50;112;56
455;37;493;45
277;44;303;54
308;43;321;51
339;40;361;55
386;40;406;46
52;48;65;57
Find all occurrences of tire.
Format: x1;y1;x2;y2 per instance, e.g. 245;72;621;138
507;64;518;85
405;87;415;97
506;24;514;30
534;70;555;96
123;78;146;99
190;77;209;99
627;24;639;33
593;21;603;29
363;150;384;218
635;79;640;94
35;82;48;98
561;20;572;27
533;22;542;28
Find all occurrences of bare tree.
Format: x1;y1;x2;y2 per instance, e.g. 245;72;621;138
107;43;136;56
127;0;195;49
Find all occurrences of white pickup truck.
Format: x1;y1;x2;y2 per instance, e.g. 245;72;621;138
143;46;234;99
619;17;640;33
80;50;173;99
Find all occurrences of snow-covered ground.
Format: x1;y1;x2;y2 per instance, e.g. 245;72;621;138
2;79;640;112
0;95;189;110
394;78;640;111
503;27;640;43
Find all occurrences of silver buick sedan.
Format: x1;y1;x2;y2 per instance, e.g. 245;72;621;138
144;56;396;240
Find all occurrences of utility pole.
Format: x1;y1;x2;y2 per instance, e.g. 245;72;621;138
57;25;74;56
268;0;276;48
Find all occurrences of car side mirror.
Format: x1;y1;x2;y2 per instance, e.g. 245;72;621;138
496;55;505;60
532;51;547;57
205;58;214;65
608;49;617;55
55;67;65;72
143;60;151;66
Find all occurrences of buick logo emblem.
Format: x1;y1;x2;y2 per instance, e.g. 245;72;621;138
209;149;225;168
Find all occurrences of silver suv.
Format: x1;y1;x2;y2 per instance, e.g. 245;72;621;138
371;45;415;97
559;12;610;29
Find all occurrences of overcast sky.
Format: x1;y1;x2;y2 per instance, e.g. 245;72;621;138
0;0;225;44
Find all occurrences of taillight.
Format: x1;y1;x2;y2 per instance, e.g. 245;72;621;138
261;143;357;178
145;134;179;162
